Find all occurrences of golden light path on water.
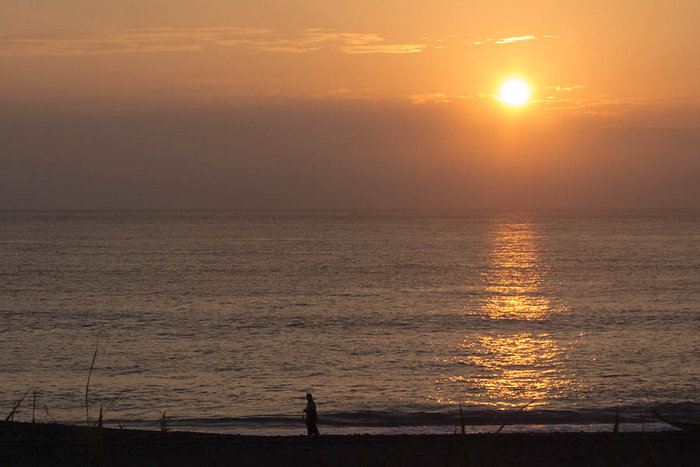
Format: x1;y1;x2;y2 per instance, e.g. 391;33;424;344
435;219;578;409
482;221;552;321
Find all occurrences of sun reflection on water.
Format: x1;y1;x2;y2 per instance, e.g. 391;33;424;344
434;218;577;409
447;333;576;408
479;220;559;320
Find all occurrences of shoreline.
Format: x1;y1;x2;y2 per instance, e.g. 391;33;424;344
3;420;699;466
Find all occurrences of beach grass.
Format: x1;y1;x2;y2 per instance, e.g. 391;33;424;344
496;399;534;434
85;342;98;427
4;388;31;423
458;403;470;467
606;406;620;467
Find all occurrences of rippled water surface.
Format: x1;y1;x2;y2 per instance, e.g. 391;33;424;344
1;211;698;433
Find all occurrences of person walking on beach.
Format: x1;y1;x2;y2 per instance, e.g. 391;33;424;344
303;393;319;436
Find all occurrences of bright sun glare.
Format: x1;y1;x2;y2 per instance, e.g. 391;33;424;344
499;79;531;106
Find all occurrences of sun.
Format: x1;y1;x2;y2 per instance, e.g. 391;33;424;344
499;79;531;106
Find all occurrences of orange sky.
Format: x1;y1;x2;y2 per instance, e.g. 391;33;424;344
1;1;699;209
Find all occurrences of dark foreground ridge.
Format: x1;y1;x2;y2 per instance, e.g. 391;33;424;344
2;420;699;466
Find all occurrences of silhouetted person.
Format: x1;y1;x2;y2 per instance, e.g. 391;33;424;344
303;393;319;436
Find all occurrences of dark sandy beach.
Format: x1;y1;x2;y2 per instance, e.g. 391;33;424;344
2;420;699;466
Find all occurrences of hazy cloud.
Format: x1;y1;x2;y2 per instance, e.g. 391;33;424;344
407;93;474;104
238;29;425;54
538;94;700;125
0;27;427;57
547;84;587;92
0;27;270;56
474;35;554;45
493;35;536;44
342;44;425;54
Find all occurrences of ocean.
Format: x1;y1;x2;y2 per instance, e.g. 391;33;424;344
1;211;698;434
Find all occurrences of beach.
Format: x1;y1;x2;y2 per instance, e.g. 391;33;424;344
2;421;699;466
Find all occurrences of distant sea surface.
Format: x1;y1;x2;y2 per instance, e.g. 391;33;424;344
1;211;698;434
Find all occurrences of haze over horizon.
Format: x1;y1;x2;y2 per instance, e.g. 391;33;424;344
2;1;699;210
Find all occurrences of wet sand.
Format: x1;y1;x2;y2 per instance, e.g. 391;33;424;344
2;420;698;466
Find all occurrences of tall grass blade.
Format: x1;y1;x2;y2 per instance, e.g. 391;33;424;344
85;342;99;426
497;399;534;434
160;411;170;433
5;388;31;422
31;389;37;461
458;403;470;467
106;390;127;410
32;389;36;424
605;407;620;467
92;405;104;467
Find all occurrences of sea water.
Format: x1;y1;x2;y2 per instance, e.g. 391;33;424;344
1;211;698;434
